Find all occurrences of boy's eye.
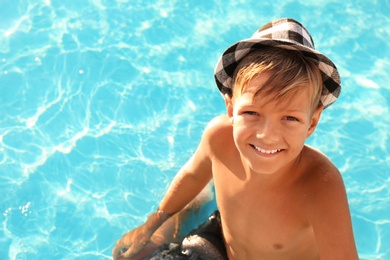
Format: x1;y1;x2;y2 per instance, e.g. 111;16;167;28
243;111;258;116
284;116;299;121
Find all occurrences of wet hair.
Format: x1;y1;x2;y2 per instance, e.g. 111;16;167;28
232;46;323;112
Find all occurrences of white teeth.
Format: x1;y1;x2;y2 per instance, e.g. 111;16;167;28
253;145;280;154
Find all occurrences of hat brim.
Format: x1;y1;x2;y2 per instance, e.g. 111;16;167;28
214;38;341;108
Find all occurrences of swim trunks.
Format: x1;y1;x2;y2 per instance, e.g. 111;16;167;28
144;211;228;260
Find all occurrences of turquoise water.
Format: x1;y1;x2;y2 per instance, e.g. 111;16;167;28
0;0;389;259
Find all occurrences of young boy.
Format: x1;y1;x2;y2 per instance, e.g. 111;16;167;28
113;18;358;260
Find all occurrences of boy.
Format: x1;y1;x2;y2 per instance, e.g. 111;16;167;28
113;18;358;259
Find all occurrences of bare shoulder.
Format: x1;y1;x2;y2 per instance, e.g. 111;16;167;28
203;115;233;146
300;145;345;203
301;145;343;190
204;115;232;135
192;115;234;162
301;146;358;259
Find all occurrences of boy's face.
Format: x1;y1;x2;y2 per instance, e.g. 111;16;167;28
225;73;323;175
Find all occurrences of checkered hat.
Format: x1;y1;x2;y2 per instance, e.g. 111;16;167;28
214;18;341;108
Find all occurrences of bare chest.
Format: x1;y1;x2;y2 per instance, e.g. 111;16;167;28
213;164;318;259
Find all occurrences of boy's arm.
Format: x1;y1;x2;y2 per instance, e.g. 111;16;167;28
155;117;224;215
112;119;216;259
157;146;213;214
307;167;358;260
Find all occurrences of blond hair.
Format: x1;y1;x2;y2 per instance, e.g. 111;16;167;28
232;47;323;111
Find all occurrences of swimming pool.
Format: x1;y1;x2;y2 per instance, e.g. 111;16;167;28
0;0;389;259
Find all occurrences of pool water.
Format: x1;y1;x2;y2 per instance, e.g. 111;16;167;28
0;0;389;259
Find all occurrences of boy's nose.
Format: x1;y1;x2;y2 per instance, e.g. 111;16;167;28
256;121;280;142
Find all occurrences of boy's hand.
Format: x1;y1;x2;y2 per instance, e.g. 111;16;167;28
112;225;152;259
112;210;173;259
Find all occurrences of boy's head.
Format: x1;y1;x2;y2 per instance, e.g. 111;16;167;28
232;47;323;113
214;18;341;109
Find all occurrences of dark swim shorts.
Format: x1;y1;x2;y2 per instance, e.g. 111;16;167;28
144;211;228;260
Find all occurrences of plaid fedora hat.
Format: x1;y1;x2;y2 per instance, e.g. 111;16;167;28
214;18;341;108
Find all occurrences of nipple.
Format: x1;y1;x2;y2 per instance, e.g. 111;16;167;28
273;243;284;250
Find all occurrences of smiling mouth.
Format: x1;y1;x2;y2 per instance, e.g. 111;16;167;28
251;144;282;155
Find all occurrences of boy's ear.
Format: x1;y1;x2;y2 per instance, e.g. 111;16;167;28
224;94;233;117
306;105;324;138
